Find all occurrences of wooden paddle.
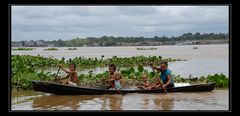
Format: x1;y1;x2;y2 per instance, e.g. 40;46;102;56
152;77;168;94
55;66;61;78
158;79;168;94
149;63;167;94
161;85;168;94
106;81;122;94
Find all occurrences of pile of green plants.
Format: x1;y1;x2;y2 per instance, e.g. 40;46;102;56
12;55;185;68
13;48;34;51
198;74;229;88
174;73;228;88
11;55;228;90
68;48;78;50
44;48;58;51
12;55;62;68
11;55;184;89
12;58;49;90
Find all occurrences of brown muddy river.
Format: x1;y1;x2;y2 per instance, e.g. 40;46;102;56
12;44;229;77
11;89;229;110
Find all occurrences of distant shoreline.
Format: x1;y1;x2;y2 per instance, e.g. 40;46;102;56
11;43;229;48
11;33;229;47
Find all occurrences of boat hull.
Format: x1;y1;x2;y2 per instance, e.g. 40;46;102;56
32;81;215;95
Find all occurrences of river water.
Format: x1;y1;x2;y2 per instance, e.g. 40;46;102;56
11;44;229;111
12;44;229;77
11;89;229;110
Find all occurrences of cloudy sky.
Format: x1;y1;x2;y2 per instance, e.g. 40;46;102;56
12;6;228;41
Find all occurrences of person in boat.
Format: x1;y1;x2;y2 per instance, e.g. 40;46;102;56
59;63;79;86
111;72;124;90
138;74;150;90
150;61;174;89
105;64;117;88
148;77;163;89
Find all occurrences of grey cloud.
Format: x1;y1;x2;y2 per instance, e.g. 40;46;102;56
117;6;159;15
12;6;228;41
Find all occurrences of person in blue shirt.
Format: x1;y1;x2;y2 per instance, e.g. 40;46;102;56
150;61;174;90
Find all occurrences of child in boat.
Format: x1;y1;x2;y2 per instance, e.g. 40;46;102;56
138;74;150;90
106;64;117;88
59;63;79;86
112;72;124;90
148;77;163;89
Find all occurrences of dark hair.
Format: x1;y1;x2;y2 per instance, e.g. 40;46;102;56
160;61;168;67
109;64;116;71
69;63;76;69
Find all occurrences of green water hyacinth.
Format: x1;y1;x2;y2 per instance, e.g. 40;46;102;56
136;48;157;50
13;48;34;51
68;48;78;50
12;54;185;68
44;48;58;51
12;55;228;89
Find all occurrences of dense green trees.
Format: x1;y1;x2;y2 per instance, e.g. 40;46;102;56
13;32;228;47
63;32;228;46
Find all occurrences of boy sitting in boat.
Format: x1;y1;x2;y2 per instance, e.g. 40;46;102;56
105;64;117;88
58;64;79;86
138;74;150;90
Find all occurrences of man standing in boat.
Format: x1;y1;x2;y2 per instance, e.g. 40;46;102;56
150;61;174;90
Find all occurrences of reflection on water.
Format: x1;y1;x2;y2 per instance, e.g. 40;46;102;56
157;95;174;110
31;94;174;110
11;89;228;110
32;95;81;110
31;94;124;110
140;94;175;110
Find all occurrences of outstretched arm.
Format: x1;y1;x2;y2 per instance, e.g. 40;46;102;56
62;67;71;73
61;73;70;79
59;64;76;74
108;77;115;82
150;63;161;73
59;64;70;73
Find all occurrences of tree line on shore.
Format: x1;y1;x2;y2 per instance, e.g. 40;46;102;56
12;32;228;47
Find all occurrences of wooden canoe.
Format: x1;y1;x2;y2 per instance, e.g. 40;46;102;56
32;81;215;95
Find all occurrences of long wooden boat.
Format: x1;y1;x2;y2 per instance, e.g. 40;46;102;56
32;81;215;95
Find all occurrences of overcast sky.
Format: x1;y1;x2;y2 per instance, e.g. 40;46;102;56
12;6;228;41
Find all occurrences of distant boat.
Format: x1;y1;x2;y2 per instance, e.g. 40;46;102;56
193;46;198;49
136;48;157;50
